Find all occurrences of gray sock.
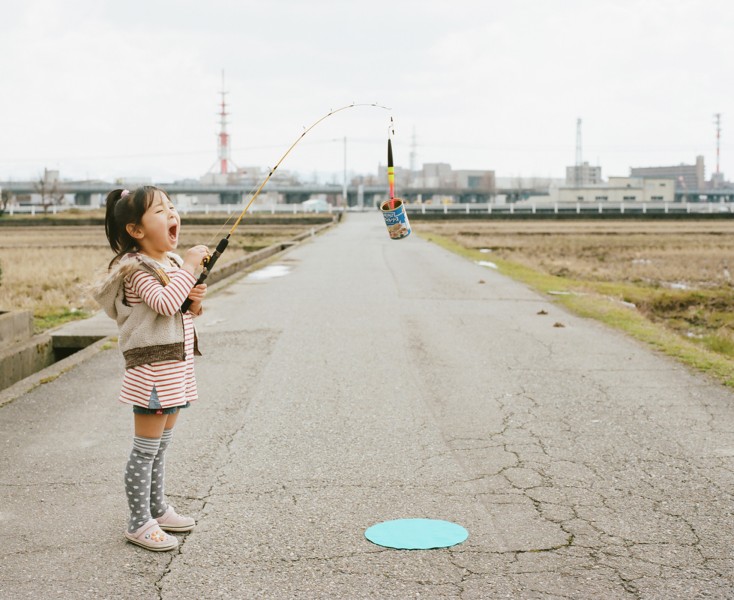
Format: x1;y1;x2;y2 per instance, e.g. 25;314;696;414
150;428;173;519
125;435;161;533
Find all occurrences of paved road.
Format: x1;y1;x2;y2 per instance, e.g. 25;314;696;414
2;213;734;599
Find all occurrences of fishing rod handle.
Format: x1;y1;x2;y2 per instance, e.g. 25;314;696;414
181;238;229;313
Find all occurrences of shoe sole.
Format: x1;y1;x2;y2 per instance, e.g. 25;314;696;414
125;535;178;552
159;523;195;533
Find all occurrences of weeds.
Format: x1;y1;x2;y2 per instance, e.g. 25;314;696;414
417;220;734;387
33;308;92;333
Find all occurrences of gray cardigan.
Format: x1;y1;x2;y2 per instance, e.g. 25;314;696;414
94;252;201;368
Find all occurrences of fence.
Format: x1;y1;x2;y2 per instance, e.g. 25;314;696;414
407;201;733;216
2;203;345;216
4;200;733;217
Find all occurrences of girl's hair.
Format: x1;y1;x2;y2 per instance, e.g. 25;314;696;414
104;185;172;268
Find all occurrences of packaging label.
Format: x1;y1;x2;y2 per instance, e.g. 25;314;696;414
380;199;411;240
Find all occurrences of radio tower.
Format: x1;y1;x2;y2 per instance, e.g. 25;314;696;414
217;70;232;175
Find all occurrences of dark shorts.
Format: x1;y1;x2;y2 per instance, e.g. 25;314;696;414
132;403;189;415
132;387;190;415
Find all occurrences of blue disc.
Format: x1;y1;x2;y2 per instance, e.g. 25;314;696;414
365;518;468;550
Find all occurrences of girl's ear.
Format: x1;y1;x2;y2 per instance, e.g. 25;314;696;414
126;223;144;240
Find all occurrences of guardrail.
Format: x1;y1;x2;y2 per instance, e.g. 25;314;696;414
406;201;734;216
3;201;733;217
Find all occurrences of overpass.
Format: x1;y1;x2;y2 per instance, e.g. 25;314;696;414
0;179;512;207
5;178;733;208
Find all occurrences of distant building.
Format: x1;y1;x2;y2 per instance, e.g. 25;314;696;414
630;155;705;190
555;177;675;203
565;161;602;185
453;170;495;192
418;163;454;187
114;176;153;187
193;166;301;205
378;162;495;192
711;171;727;189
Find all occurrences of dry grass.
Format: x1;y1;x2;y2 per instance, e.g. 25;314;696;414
416;220;734;288
0;222;312;331
415;219;734;366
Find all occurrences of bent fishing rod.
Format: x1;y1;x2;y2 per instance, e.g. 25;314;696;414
181;102;391;312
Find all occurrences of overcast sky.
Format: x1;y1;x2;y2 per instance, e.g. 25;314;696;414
1;0;731;183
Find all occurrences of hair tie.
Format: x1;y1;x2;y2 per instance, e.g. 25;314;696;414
120;189;130;199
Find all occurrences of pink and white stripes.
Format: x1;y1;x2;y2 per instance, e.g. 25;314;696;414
119;267;198;409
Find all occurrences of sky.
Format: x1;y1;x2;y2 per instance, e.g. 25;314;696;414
1;0;732;184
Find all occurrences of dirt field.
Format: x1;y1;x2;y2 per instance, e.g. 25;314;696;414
415;219;734;358
0;221;317;330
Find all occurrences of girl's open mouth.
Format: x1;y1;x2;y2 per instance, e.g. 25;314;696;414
168;223;179;244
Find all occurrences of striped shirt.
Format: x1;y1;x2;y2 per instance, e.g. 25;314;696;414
119;259;199;409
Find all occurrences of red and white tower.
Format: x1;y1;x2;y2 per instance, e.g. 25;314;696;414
216;71;233;174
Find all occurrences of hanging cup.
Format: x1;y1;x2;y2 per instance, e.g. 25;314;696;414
380;198;411;240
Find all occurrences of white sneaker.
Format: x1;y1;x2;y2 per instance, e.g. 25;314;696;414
125;519;178;551
155;506;196;533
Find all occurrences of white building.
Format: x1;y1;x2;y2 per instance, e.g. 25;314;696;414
554;177;675;203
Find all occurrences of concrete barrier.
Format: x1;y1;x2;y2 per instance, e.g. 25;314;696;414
0;309;103;392
0;310;33;345
0;332;55;391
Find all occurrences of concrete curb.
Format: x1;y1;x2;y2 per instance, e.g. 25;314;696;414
0;218;337;408
0;336;114;408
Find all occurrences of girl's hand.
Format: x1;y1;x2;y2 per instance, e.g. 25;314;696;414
182;245;210;275
186;284;207;315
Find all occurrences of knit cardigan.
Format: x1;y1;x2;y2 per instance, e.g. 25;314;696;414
94;252;201;368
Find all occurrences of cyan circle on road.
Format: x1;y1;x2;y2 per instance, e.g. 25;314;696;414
364;518;468;550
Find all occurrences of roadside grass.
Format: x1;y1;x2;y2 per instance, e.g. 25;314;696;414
34;307;93;332
419;230;734;388
0;222;317;333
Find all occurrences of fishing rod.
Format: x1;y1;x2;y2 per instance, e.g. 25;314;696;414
181;102;390;312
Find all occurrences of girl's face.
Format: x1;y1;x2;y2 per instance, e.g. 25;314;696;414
127;191;181;260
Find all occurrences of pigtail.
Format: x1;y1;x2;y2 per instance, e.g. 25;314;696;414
104;188;136;268
103;186;164;269
104;189;124;253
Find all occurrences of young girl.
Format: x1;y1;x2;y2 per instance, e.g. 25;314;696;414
95;186;209;551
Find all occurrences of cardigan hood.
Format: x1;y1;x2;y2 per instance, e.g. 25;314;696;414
93;252;183;319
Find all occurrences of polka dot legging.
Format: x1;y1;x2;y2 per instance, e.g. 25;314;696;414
125;429;173;533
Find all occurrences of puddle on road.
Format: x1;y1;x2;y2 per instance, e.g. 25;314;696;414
246;264;291;281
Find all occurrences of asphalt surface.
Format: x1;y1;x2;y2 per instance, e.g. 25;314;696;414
1;212;734;599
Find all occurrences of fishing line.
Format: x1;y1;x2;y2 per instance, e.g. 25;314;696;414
181;102;391;312
200;102;390;249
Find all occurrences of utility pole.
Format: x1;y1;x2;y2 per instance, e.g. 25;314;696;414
714;113;722;176
342;136;347;207
575;118;583;185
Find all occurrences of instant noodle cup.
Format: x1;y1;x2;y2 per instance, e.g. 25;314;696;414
380;198;411;240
